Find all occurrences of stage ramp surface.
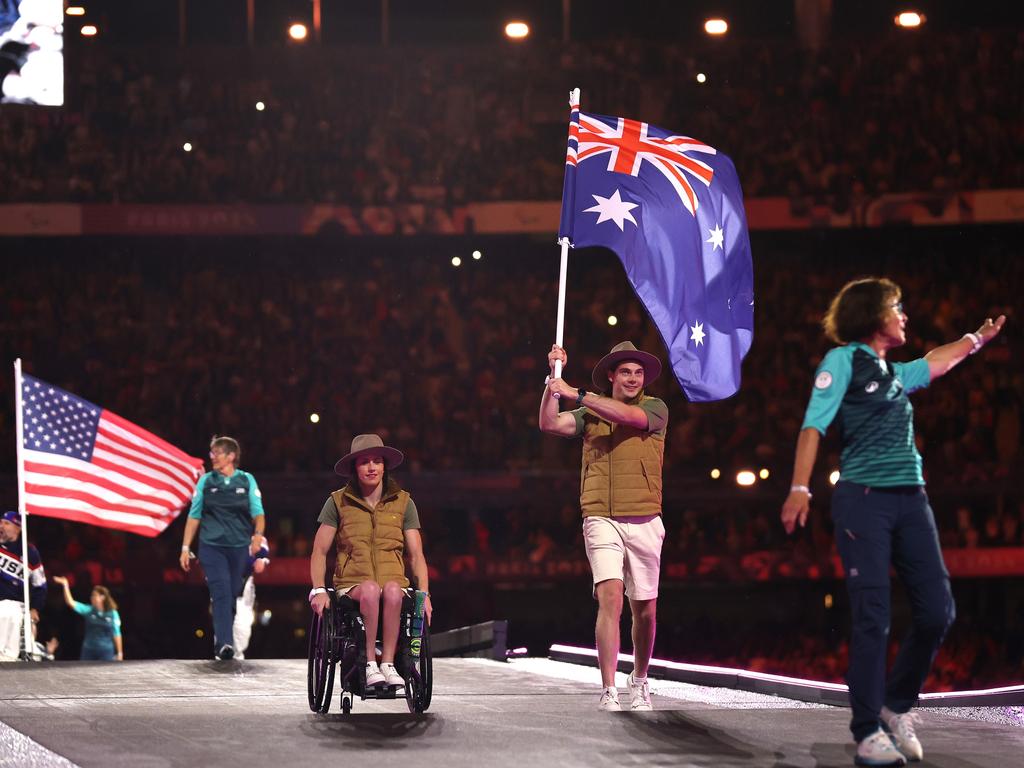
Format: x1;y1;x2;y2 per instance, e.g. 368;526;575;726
1;658;1022;768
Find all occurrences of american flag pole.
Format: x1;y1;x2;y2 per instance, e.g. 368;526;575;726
14;358;34;660
553;87;581;386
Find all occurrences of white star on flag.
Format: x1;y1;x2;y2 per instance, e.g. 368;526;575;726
706;224;724;250
690;321;706;347
583;189;639;231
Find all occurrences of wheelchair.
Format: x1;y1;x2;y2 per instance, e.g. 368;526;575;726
307;588;432;714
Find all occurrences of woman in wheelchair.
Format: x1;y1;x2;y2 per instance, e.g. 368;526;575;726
309;434;432;689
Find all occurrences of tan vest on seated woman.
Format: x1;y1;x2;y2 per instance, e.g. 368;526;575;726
579;394;665;518
330;480;411;590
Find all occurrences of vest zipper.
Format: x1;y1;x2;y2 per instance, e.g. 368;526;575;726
369;501;378;582
608;423;615;516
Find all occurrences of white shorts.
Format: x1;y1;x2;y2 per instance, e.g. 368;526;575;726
583;514;665;601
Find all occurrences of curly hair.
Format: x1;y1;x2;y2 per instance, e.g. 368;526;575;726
822;278;901;344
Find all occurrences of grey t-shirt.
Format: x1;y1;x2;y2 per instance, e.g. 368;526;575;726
317;496;420;530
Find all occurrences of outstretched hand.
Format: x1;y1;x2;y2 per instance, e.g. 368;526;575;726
975;315;1006;346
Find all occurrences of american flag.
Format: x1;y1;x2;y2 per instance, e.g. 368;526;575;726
19;374;204;537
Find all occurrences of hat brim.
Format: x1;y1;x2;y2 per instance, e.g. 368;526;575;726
592;349;662;391
334;446;404;475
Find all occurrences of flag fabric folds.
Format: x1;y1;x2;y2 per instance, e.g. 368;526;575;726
19;374;204;537
559;103;754;401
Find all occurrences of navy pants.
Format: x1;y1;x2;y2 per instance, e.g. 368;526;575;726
832;482;955;742
198;542;249;650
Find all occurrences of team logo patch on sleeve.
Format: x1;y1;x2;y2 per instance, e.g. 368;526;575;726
815;371;833;389
865;381;879;393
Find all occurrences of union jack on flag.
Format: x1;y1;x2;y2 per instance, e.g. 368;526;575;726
19;374;204;537
559;94;754;402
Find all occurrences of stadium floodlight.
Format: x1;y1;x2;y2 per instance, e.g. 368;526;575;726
505;22;530;40
256;101;265;111
451;256;462;267
66;6;86;16
736;470;756;487
472;250;482;260
704;18;728;35
710;468;721;479
80;24;98;36
696;73;707;84
759;468;770;480
288;23;309;41
607;315;618;326
895;12;924;28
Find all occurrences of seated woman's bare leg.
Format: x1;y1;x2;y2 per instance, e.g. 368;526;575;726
349;580;382;662
380;581;405;663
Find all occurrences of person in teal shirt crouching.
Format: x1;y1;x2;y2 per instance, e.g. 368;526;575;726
179;436;266;660
52;575;123;661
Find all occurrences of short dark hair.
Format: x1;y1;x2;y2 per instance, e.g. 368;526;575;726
210;436;241;464
822;278;901;344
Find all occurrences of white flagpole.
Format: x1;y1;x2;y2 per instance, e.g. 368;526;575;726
14;359;33;660
553;87;580;385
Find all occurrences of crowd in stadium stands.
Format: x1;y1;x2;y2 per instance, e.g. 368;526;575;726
0;28;1022;204
2;228;1020;560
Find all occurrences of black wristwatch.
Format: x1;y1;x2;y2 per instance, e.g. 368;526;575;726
575;388;588;406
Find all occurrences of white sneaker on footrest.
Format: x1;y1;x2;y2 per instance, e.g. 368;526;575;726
365;661;385;687
380;662;404;687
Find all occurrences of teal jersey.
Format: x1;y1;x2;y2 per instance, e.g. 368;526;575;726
802;343;931;487
188;469;265;547
72;601;122;639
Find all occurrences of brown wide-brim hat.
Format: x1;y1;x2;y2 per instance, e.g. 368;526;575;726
592;341;662;391
333;433;404;476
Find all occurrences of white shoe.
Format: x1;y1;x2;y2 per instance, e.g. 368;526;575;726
598;687;621;711
627;672;653;711
855;729;907;766
380;662;404;687
881;707;924;761
365;662;385;687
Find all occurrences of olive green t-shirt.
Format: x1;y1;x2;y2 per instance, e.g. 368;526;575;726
317;496;420;530
569;396;669;438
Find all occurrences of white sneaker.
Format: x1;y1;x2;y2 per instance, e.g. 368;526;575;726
627;672;653;711
365;662;385;687
881;707;924;761
855;729;907;767
380;662;404;687
598;687;621;711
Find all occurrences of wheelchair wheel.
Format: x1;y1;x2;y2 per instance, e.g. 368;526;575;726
341;691;353;715
405;622;432;713
307;607;336;714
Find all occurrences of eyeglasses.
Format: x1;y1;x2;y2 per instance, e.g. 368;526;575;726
209;450;226;458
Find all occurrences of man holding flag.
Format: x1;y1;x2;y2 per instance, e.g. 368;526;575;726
541;341;668;711
541;91;754;710
0;511;46;661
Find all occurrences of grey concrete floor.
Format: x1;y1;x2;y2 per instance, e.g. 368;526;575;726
1;658;1021;768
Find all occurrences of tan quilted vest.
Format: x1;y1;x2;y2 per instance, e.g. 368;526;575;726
330;481;411;590
579;395;665;518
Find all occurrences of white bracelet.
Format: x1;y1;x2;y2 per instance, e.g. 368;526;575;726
790;484;813;498
308;587;327;601
181;545;191;552
963;332;982;355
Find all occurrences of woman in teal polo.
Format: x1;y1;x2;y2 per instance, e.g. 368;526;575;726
781;277;1004;766
52;575;123;661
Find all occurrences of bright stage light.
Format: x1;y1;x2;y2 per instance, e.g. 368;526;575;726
256;101;265;111
607;315;618;326
759;468;770;480
710;468;721;480
451;256;462;267
66;6;86;16
824;594;833;609
895;12;924;28
736;470;756;487
505;22;530;40
696;73;707;84
288;23;308;41
182;142;193;152
829;470;840;485
80;24;98;36
704;18;728;36
472;250;482;260
309;413;320;424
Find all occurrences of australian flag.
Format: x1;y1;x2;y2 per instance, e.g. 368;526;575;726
558;97;754;401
